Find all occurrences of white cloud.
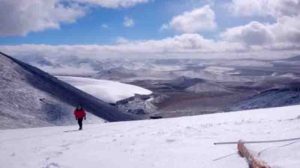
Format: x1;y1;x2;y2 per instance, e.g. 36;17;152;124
0;0;85;36
0;34;239;59
101;24;109;29
159;24;169;32
2;33;299;61
221;16;300;47
123;16;135;27
0;0;148;36
162;5;217;33
40;64;97;76
0;31;300;70
0;0;299;62
221;21;275;46
1;0;300;61
272;15;300;43
72;0;149;9
222;0;300;48
116;37;130;44
229;0;300;17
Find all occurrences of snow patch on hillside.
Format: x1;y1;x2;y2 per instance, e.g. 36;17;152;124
0;105;299;168
58;76;152;103
186;82;230;93
204;66;235;75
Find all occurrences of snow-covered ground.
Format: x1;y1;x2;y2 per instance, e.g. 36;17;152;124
1;105;300;168
57;76;152;103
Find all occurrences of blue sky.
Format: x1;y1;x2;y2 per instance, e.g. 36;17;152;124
0;0;299;60
0;0;197;44
0;0;268;45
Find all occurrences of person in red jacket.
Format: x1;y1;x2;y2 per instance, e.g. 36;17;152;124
74;105;86;130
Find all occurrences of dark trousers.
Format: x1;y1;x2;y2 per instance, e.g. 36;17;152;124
77;118;83;130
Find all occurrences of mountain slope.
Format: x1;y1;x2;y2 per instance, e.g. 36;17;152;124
229;87;300;111
0;52;139;129
0;105;299;168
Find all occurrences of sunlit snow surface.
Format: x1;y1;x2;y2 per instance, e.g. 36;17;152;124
0;105;300;168
57;76;152;103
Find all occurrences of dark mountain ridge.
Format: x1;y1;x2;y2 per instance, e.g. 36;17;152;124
0;52;139;129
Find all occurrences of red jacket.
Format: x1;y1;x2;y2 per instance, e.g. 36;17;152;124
74;108;86;119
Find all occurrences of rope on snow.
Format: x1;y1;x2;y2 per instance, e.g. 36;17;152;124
214;137;300;145
213;140;299;162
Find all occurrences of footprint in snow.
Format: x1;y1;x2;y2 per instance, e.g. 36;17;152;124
60;143;71;151
166;139;176;143
45;162;60;168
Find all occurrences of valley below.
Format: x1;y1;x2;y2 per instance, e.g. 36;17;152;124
35;55;300;119
2;51;300;129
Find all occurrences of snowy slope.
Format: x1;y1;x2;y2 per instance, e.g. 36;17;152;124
58;76;152;103
0;53;100;128
0;52;138;129
186;82;230;94
0;105;299;168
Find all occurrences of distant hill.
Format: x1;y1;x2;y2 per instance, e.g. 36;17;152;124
228;87;300;111
0;52;138;129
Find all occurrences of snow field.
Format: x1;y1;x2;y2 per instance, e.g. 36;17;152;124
0;105;300;168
